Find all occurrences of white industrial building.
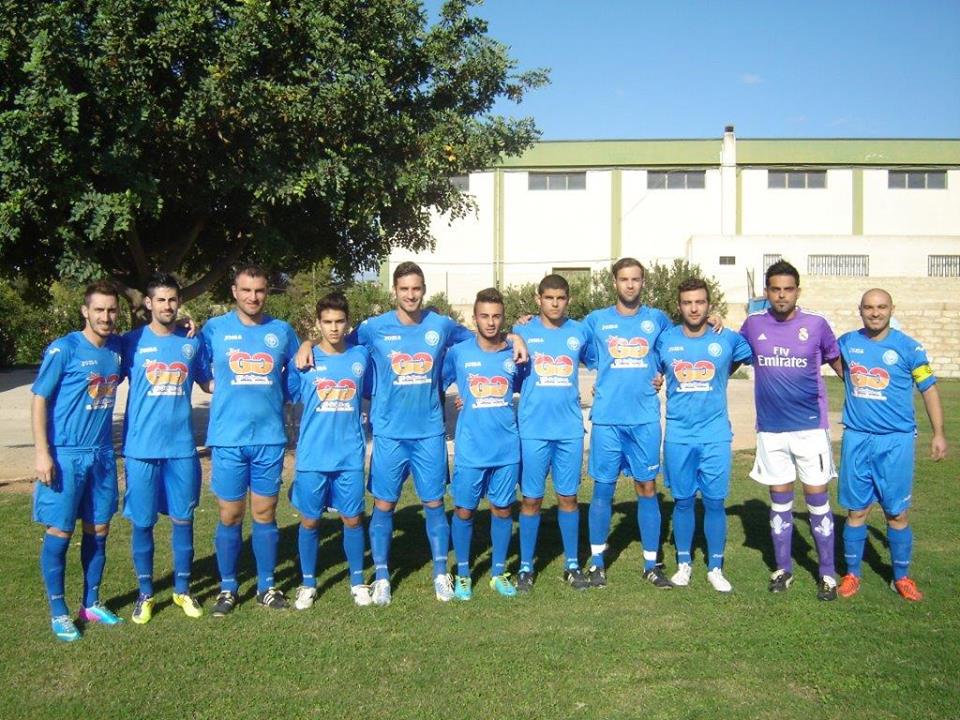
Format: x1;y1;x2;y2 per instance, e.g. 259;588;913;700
387;127;960;316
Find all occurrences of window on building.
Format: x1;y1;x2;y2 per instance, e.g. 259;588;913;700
768;170;827;189
449;175;470;192
647;170;706;189
528;172;586;191
928;255;960;277
763;254;783;271
888;171;947;189
719;256;736;266
552;267;590;283
808;255;869;277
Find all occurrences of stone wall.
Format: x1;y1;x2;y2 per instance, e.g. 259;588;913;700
728;277;960;378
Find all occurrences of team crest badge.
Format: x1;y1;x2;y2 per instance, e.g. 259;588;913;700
708;342;723;358
181;344;195;360
352;362;364;377
566;336;580;351
503;358;516;373
264;333;279;348
640;320;655;334
798;328;808;341
424;330;440;346
882;350;899;366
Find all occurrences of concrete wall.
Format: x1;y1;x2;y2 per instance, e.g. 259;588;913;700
863;169;960;235
739;168;854;235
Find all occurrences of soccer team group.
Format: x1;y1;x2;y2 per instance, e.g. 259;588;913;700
31;258;948;642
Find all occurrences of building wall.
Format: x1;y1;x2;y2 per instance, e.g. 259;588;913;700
863;169;960;235
739;168;854;235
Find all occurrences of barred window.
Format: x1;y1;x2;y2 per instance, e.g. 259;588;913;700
528;172;586;191
647;170;706;189
888;171;946;189
768;170;827;189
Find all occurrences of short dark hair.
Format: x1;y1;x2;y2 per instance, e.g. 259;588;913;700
145;272;181;299
538;273;570;296
84;280;120;305
316;291;349;319
765;260;800;288
393;261;425;286
612;257;645;279
233;264;268;283
474;287;504;313
677;277;710;303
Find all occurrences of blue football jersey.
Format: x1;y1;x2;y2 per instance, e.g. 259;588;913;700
32;331;123;449
655;326;753;444
121;326;208;459
839;328;936;434
583;305;672;426
513;317;591;440
353;309;472;439
287;345;369;471
442;338;521;468
200;311;300;446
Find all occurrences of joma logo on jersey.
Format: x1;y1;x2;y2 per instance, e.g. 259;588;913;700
534;353;574;378
138;346;159;354
672;359;716;385
390;352;433;376
850;363;890;390
314;377;357;402
468;374;509;399
608;336;649;359
228;351;274;375
145;361;188;386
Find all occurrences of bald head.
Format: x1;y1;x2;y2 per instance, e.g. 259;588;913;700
859;288;894;337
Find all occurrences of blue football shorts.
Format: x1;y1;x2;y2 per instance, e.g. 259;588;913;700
839;429;915;516
520;436;584;498
123;455;202;526
452;463;519;510
368;434;448;503
588;422;661;484
289;469;365;519
33;447;118;532
210;444;286;501
663;441;732;500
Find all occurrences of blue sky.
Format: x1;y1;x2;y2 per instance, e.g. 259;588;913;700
437;0;960;140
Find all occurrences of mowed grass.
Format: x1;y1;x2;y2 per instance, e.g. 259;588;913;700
0;382;958;720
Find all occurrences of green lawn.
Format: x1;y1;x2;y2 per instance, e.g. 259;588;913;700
1;382;957;719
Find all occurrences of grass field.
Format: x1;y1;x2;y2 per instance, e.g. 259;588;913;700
1;381;957;719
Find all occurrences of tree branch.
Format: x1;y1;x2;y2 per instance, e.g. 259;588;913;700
180;232;251;302
128;225;150;285
163;217;206;274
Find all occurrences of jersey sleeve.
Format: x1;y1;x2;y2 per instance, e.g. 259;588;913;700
192;338;212;384
448;319;475;347
732;332;753;365
582;313;599;370
199;322;215;379
284;358;304;404
653;333;668;374
120;333;135;379
31;339;69;398
441;346;457;392
907;340;937;392
655;308;672;333
819;318;840;363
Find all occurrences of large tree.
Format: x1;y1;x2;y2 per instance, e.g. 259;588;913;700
0;0;545;305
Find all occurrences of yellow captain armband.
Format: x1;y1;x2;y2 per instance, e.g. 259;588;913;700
912;364;934;385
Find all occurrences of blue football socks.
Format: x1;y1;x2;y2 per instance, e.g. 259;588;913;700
80;532;107;608
214;521;242;593
451;513;474;577
40;533;70;617
170;520;194;594
131;525;155;596
842;522;867;577
342;523;366;586
298;523;320;588
703;497;727;570
557;508;580;570
424;504;450;577
518;511;541;573
369;507;394;582
588;480;615;568
672;496;695;565
637;495;662;571
887;525;913;580
251;519;279;593
490;513;513;577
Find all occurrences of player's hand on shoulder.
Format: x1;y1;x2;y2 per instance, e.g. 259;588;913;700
707;313;724;333
177;315;198;338
294;340;315;370
508;333;529;363
514;314;534;326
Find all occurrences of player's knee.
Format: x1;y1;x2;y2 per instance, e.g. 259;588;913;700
46;526;72;540
521;496;542;514
300;517;320;530
885;510;909;528
341;514;363;529
556;494;578;511
455;507;474;520
847;508;870;524
82;521;110;537
423;499;444;510
374;498;396;513
634;480;656;497
490;504;512;518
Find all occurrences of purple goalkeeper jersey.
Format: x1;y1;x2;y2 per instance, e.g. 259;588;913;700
739;308;839;433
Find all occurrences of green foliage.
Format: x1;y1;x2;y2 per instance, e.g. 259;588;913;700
501;281;538;329
424;291;463;324
343;281;394;328
641;258;728;323
0;0;546;304
567;268;616;319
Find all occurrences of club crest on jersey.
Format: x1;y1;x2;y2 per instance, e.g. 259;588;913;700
264;333;279;348
467;374;510;408
849;362;890;400
566;336;580;351
708;342;723;358
533;353;574;386
502;358;516;373
424;330;440;347
351;362;364;377
86;372;120;409
181;344;195;360
882;350;899;366
228;351;275;385
390;351;432;385
314;377;357;412
672;359;715;392
607;336;649;368
641;320;655;334
145;360;188;396
798;328;809;341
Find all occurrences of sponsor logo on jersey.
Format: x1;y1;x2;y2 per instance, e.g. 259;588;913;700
607;336;649;368
849;362;890;400
144;360;189;396
672;359;716;392
228;351;275;385
86;372;120;409
756;346;808;368
389;351;433;385
424;330;440;347
313;377;357;411
533;353;575;386
467;374;510;408
264;333;279;348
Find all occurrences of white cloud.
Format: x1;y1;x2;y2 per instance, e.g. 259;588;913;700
741;73;763;85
